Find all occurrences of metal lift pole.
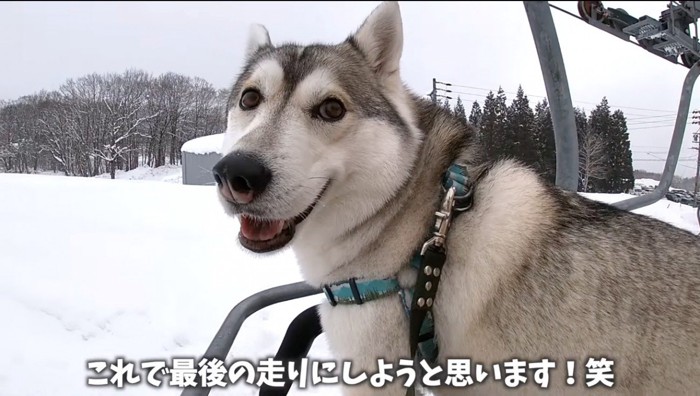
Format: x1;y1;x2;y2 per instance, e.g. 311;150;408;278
524;1;580;192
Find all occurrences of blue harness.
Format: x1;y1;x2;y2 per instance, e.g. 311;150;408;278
321;163;474;367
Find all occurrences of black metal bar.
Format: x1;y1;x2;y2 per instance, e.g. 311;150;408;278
259;305;324;396
180;281;322;396
614;61;700;210
524;1;580;192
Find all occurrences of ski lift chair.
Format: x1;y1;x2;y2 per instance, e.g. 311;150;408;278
184;2;700;395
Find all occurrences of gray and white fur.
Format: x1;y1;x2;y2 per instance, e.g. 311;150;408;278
215;2;700;395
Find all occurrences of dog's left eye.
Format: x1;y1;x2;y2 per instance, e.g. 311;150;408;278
317;98;346;122
240;89;262;110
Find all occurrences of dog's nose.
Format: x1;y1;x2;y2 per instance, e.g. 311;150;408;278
212;152;271;204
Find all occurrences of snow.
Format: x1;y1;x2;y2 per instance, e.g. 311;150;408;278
581;192;700;235
0;169;697;396
36;170;70;177
32;165;183;183
94;164;183;184
0;172;331;396
634;178;660;188
180;133;225;155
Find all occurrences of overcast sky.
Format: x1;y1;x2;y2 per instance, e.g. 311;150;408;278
1;1;698;177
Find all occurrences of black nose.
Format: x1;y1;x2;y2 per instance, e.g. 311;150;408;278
212;151;272;203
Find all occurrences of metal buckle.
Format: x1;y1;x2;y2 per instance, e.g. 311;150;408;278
420;187;456;255
323;285;337;306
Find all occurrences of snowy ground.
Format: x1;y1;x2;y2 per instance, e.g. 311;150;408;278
39;164;184;184
0;169;330;396
581;192;700;234
94;164;184;184
0;167;698;396
634;178;660;189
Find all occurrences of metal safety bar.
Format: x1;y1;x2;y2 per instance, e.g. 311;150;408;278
525;1;700;211
616;61;700;210
180;282;322;396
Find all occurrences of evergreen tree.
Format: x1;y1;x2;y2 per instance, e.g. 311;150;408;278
453;96;467;123
443;98;452;113
609;110;635;193
587;97;614;192
468;101;482;129
533;99;556;184
479;88;508;161
574;107;589;138
504;86;536;168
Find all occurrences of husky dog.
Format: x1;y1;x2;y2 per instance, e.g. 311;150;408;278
213;2;700;395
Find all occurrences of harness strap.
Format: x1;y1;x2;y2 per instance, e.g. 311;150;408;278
405;246;446;362
444;163;474;212
319;162;474;396
322;278;401;306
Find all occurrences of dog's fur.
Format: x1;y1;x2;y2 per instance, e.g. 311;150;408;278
218;2;700;394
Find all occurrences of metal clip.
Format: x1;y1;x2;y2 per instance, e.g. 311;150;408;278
421;187;456;255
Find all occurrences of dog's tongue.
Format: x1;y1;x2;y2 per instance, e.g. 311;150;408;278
240;216;285;241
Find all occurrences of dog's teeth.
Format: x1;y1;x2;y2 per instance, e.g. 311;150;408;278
240;216;285;241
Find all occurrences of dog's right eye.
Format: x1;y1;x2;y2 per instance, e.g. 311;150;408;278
317;98;346;122
240;89;262;110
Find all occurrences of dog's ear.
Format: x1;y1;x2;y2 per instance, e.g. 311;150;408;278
246;23;272;58
349;1;403;78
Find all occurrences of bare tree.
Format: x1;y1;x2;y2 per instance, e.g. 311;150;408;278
60;74;109;176
1;69;227;178
579;128;608;193
143;73;192;167
0;95;47;173
35;92;79;175
0;100;16;172
94;71;158;179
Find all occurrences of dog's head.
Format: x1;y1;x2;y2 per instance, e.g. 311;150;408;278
214;1;421;254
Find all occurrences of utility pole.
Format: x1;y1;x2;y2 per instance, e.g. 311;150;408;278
428;78;452;105
430;78;437;104
692;109;700;205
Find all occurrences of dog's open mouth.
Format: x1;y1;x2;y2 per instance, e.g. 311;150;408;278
238;182;330;253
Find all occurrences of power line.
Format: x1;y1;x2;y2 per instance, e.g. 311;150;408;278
633;151;692;155
625;113;678;121
442;96;685;131
434;77;697;175
435;80;694;140
636;150;696;160
627;123;694;131
439;93;681;122
442;90;490;99
632;145;679;148
437;82;677;113
641;152;698;170
635;159;697;161
627;125;693;132
627;119;689;126
440;89;686;131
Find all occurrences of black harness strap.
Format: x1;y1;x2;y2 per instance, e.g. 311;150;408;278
405;163;474;396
